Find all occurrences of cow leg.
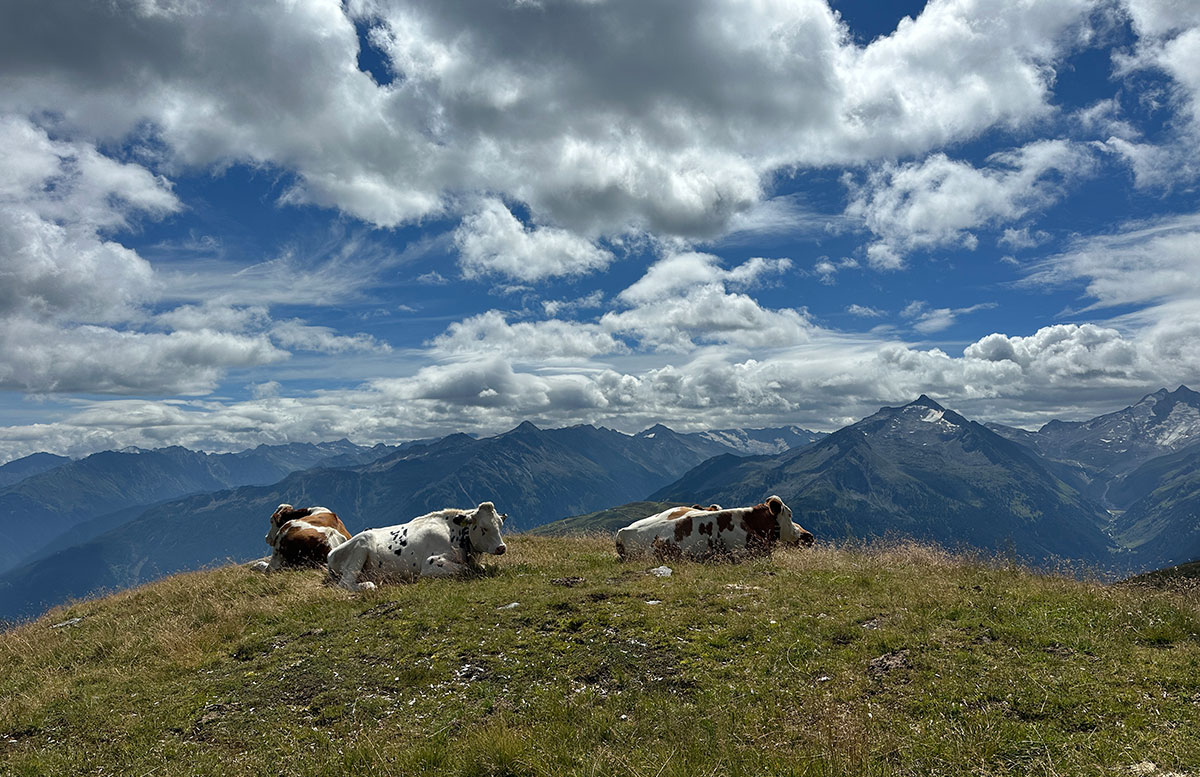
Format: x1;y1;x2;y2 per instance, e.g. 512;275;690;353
422;553;468;577
327;540;376;591
265;552;285;573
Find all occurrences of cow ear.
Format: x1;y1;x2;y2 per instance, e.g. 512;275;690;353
767;496;783;515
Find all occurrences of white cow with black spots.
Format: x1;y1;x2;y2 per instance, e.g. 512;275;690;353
326;501;508;591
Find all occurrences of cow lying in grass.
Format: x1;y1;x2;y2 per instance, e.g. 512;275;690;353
327;501;508;591
257;504;352;571
615;496;813;560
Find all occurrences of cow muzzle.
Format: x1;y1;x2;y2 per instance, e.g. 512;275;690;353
494;544;507;555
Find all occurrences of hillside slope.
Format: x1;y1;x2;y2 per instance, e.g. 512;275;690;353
3;537;1199;776
528;500;686;535
1111;441;1200;568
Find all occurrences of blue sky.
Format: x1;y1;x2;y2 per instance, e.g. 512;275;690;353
1;0;1199;462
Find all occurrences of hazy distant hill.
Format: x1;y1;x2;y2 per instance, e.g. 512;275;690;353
0;452;71;489
528;500;687;536
0;423;758;620
653;396;1115;565
0;440;397;574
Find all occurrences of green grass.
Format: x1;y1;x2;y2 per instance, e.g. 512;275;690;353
3;535;1199;776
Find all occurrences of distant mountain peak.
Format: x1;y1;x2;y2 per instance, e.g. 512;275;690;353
505;421;541;435
908;394;946;411
638;423;676;438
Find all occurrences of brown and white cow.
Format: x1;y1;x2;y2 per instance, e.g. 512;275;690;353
261;504;352;571
615;496;812;560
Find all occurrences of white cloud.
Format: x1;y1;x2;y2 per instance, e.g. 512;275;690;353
269;320;391;354
847;304;885;318
430;311;624;361
1024;213;1200;310
0;0;1103;242
846;140;1097;267
454;198;614;281
416;270;449;285
0;319;286;395
902;300;997;334
617;252;791;305
1104;1;1200;186
814;258;838;284
602;286;814;352
541;290;605;317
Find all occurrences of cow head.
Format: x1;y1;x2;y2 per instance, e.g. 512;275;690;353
266;504;332;547
789;522;816;548
463;501;508;556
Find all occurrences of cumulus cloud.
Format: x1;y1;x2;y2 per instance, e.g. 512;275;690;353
454;198;614;281
430;311;624;362
0;117;293;394
0;320;286;395
617;252;791;304
0;117;397;396
5;307;1200;463
846;140;1097;268
0;0;1103;241
1104;0;1200;185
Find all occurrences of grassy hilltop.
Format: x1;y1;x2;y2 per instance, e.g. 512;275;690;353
3;536;1200;776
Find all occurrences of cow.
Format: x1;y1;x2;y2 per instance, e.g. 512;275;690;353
615;504;721;556
326;501;508;591
258;504;352;572
615;496;812;561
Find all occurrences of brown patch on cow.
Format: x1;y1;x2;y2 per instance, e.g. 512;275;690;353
302;511;351;541
272;504;342;531
673;515;694;542
278;525;334;567
739;503;780;552
691;504;705;509
698;521;713;536
716;512;735;532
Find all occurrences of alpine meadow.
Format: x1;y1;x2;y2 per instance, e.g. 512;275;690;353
3;0;1200;775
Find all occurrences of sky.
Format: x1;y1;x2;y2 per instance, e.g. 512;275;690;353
0;0;1199;463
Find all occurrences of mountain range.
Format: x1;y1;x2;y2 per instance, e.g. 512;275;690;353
0;440;400;574
3;389;1200;623
652;396;1114;564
